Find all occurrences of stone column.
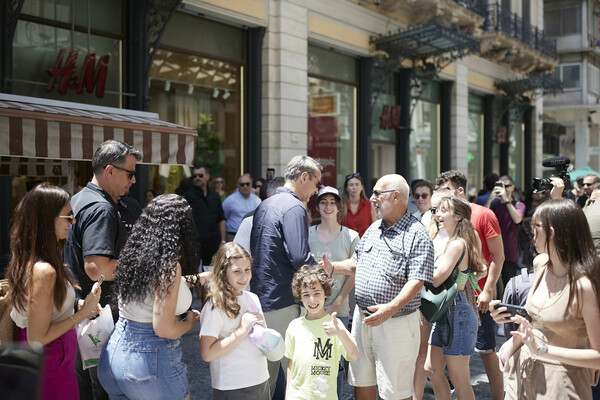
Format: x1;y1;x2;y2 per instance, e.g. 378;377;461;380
451;61;469;173
262;0;308;175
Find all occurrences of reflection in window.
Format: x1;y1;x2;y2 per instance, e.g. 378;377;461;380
148;49;241;193
468;94;484;194
410;99;440;183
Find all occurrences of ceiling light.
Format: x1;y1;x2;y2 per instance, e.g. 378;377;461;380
223;90;231;100
213;88;220;98
187;84;194;95
164;80;171;91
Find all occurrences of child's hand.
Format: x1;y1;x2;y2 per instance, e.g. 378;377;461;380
323;312;344;337
240;312;263;333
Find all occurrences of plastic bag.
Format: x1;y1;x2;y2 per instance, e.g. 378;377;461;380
75;305;114;370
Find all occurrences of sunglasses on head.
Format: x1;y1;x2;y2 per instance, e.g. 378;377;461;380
346;172;360;180
413;193;429;200
193;173;204;178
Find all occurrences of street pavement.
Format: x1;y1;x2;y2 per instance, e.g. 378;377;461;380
182;294;507;399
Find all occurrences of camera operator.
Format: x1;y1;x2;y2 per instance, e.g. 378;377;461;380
485;176;526;284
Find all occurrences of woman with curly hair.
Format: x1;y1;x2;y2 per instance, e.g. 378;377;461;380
341;172;376;237
7;183;102;400
424;196;486;400
491;198;600;399
199;242;270;398
98;194;203;400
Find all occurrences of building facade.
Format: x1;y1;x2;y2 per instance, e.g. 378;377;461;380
0;0;558;266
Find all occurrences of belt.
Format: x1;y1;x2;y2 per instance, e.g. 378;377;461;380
358;307;417;318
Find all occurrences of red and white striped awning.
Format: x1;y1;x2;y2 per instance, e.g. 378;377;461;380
0;94;197;165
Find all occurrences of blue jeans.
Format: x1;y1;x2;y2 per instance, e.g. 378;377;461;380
430;291;478;356
98;318;188;400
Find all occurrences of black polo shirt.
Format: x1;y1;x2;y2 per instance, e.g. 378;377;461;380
184;185;225;238
64;182;126;309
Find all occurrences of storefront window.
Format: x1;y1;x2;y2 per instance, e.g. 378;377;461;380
508;108;524;188
307;45;357;189
410;82;440;183
371;68;397;181
12;1;123;107
468;94;484;195
148;12;245;194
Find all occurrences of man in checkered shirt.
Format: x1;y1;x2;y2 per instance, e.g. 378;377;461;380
324;174;434;400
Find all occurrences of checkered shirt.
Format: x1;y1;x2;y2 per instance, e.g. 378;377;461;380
353;212;434;314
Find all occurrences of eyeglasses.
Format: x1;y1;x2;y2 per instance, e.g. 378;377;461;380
214;180;224;184
239;182;251;187
413;193;429;200
504;184;513;188
109;165;135;180
309;173;322;189
193;173;204;178
345;172;361;181
372;189;396;197
58;215;75;223
583;183;593;187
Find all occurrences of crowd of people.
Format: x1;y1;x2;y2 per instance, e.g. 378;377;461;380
5;138;600;400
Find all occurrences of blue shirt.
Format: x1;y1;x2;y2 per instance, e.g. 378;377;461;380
222;191;261;232
353;212;434;314
250;187;316;312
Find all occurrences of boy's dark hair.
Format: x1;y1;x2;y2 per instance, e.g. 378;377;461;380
436;170;468;191
291;265;333;302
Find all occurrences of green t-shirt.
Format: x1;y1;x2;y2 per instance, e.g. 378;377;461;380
308;225;359;317
285;314;350;400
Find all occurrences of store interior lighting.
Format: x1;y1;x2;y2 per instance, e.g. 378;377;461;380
187;84;194;95
222;90;230;100
164;80;171;91
213;88;220;98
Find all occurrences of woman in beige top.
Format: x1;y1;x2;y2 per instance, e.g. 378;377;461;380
491;198;600;399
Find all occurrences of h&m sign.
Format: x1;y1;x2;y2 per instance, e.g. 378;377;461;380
46;49;110;98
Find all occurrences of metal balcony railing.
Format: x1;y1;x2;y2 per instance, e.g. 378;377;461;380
483;3;557;59
451;0;487;18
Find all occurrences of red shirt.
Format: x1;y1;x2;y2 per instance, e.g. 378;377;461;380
342;197;372;237
470;203;502;290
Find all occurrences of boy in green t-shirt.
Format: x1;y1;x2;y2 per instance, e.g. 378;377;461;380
285;265;359;399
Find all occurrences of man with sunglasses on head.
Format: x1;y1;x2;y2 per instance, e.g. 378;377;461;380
184;165;226;267
222;175;261;242
63;139;141;400
412;180;434;221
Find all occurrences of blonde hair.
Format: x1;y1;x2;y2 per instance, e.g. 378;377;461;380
206;242;252;319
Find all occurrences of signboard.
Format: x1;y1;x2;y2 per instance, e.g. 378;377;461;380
47;49;110;98
310;94;340;115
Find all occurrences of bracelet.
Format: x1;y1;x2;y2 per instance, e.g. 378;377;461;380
537;341;548;357
69;315;76;329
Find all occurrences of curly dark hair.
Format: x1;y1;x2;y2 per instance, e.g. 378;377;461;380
436;170;468;191
7;183;77;312
291;265;333;302
115;194;200;304
206;242;252;319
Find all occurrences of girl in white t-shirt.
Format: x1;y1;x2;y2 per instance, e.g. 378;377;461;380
200;242;270;399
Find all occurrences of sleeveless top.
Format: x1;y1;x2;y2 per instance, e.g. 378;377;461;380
11;281;75;329
119;277;192;323
513;265;597;399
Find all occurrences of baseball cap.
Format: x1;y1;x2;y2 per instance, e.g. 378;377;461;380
317;186;341;202
248;324;285;362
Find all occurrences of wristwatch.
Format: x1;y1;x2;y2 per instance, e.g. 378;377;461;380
502;200;510;204
537;341;548;357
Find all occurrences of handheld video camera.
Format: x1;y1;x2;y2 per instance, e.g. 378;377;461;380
532;156;571;192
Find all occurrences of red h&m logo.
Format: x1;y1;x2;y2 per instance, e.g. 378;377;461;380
46;49;110;98
379;105;401;130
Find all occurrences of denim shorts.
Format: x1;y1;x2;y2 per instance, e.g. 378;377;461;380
98;318;188;400
430;292;478;356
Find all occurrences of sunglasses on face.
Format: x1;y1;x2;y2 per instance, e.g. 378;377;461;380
413;193;429;200
583;183;593;187
110;164;135;180
346;172;360;181
193;173;204;178
239;182;251;187
372;189;395;197
58;214;75;223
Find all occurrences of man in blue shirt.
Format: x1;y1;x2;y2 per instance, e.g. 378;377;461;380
250;155;322;398
222;174;261;242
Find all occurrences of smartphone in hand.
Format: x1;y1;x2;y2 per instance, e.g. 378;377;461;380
494;303;532;322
